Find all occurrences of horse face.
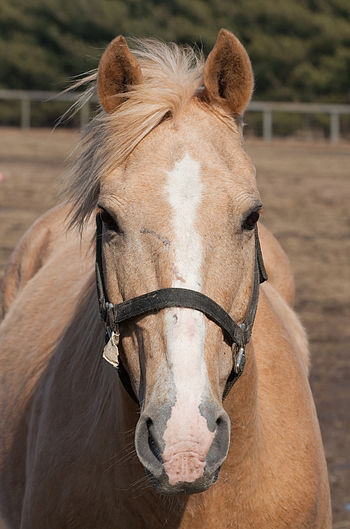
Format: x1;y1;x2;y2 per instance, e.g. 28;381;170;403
98;104;260;493
96;30;259;493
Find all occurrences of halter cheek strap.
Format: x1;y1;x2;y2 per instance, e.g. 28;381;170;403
95;215;267;403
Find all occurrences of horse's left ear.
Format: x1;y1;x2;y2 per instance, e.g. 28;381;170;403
203;29;253;116
98;36;143;114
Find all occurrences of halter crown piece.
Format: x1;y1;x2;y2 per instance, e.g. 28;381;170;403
95;215;267;404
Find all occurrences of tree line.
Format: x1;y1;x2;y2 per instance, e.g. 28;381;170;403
1;0;349;104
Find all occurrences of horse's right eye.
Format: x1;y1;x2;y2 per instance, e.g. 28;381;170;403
98;208;119;231
243;210;260;231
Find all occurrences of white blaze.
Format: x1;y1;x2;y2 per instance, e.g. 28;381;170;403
164;153;205;387
163;153;213;484
166;153;203;292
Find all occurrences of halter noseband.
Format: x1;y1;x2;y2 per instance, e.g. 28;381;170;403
95;215;267;403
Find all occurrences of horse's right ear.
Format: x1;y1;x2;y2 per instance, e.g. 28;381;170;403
203;29;253;116
98;36;143;114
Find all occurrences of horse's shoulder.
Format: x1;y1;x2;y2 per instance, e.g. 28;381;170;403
2;204;78;317
257;224;309;372
258;223;295;306
257;280;310;375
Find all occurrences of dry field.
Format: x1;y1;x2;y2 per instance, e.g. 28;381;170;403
0;128;349;527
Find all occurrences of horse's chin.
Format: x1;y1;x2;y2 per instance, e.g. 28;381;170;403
145;467;221;495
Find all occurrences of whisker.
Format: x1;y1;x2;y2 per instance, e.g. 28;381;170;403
104;444;137;472
129;474;153;494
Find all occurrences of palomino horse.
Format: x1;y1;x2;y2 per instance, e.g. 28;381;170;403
0;30;331;528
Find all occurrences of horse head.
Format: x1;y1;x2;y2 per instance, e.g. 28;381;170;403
76;30;262;494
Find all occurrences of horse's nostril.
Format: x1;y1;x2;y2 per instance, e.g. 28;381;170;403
213;465;222;483
146;418;162;463
216;417;222;426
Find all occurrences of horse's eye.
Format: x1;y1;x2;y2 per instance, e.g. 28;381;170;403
98;208;119;231
242;210;260;231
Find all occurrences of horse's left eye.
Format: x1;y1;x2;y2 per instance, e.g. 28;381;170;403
242;211;260;231
98;208;119;231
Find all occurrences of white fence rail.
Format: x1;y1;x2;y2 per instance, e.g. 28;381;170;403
248;100;350;143
1;89;350;143
0;89;91;130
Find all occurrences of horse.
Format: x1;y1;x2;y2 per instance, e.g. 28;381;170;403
0;30;331;528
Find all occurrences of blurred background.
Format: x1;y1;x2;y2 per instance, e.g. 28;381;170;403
1;0;350;136
0;0;349;527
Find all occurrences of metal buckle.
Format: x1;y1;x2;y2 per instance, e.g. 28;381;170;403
233;345;246;374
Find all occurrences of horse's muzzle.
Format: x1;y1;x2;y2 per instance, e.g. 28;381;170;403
134;403;230;494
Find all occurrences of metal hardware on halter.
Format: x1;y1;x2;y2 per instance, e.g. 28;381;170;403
233;321;247;374
233;346;246;374
102;327;120;368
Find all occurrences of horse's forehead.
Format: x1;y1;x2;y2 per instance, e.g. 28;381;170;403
101;106;256;211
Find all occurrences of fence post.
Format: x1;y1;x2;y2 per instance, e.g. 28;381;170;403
263;109;272;141
330;112;339;144
21;98;31;129
80;102;90;130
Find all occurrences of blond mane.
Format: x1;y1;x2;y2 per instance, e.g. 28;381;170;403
63;39;204;229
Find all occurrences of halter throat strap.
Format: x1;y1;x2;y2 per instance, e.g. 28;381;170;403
95;215;267;403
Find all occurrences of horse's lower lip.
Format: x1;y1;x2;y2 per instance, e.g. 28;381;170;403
145;468;218;495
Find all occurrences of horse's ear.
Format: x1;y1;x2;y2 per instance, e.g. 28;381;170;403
203;29;253;116
98;36;143;114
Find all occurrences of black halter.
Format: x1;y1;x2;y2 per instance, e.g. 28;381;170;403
95;215;267;403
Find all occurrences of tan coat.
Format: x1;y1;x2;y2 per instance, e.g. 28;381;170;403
0;29;331;529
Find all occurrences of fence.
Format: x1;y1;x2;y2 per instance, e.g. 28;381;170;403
248;100;350;143
0;89;91;130
1;89;350;143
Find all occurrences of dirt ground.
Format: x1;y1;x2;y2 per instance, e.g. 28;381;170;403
0;128;349;527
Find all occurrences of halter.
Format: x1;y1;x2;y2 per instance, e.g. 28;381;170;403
95;215;267;403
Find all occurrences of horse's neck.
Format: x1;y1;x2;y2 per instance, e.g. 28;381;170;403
68;284;141;443
221;341;260;484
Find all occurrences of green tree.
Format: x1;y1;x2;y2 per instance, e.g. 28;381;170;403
0;0;349;103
